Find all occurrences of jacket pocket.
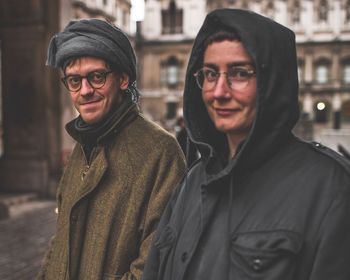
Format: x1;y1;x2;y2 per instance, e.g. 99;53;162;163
154;225;176;280
230;230;302;280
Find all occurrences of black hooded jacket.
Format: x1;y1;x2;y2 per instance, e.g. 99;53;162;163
142;9;350;280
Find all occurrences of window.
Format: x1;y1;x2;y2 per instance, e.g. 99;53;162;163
162;1;183;34
166;101;177;120
341;100;350;122
318;0;328;22
162;56;180;88
123;10;128;27
346;0;350;23
167;64;178;86
315;60;330;83
316;65;328;83
290;0;301;24
343;62;350;83
298;59;304;83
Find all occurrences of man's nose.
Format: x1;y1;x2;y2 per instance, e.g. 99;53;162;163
213;74;230;99
80;78;94;96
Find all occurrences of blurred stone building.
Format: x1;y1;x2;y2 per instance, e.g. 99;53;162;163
137;0;350;150
136;0;206;129
0;0;132;197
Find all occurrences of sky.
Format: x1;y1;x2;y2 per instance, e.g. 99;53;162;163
131;0;145;21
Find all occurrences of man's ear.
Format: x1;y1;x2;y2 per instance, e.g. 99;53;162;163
119;74;129;90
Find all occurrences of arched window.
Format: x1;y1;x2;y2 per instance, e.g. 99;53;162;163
315;59;331;83
160;56;181;89
166;56;179;87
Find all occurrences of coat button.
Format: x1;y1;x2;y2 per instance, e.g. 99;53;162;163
252;258;262;271
313;141;325;149
181;252;188;262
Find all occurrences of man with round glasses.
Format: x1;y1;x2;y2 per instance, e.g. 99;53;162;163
143;9;350;280
37;19;185;280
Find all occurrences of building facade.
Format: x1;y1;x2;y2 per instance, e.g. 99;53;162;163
72;0;132;33
137;0;350;150
137;0;206;129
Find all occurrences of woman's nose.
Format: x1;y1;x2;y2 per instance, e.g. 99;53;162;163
213;73;230;99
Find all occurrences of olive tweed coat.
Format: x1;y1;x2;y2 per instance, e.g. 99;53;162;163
37;105;185;280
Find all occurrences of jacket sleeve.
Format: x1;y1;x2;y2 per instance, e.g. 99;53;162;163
309;188;350;279
121;139;186;280
141;177;183;280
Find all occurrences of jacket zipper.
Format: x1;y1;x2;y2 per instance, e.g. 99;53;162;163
80;146;97;181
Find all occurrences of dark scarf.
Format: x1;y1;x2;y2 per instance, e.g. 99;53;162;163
66;95;136;160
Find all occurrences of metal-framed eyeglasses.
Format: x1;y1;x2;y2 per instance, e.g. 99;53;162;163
61;70;114;92
194;66;256;91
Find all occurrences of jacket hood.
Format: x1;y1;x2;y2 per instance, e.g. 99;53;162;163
184;9;299;171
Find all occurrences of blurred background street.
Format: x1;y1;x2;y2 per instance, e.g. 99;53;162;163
0;194;56;280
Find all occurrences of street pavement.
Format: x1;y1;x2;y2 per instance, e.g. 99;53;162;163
0;200;57;280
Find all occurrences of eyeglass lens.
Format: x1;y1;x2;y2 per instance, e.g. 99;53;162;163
195;67;255;91
62;71;113;92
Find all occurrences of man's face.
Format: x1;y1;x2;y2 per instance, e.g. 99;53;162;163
64;57;129;124
201;40;257;141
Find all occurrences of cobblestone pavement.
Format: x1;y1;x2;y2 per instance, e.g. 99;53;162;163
0;201;57;280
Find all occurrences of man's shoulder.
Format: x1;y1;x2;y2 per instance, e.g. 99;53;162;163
127;114;179;146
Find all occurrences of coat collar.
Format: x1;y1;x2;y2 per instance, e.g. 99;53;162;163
66;98;139;146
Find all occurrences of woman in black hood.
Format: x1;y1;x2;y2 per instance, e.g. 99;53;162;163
142;9;350;280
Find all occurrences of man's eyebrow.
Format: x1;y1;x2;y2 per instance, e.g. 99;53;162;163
65;68;109;76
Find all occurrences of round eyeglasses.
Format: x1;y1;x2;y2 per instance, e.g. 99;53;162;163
61;70;114;92
194;66;256;91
